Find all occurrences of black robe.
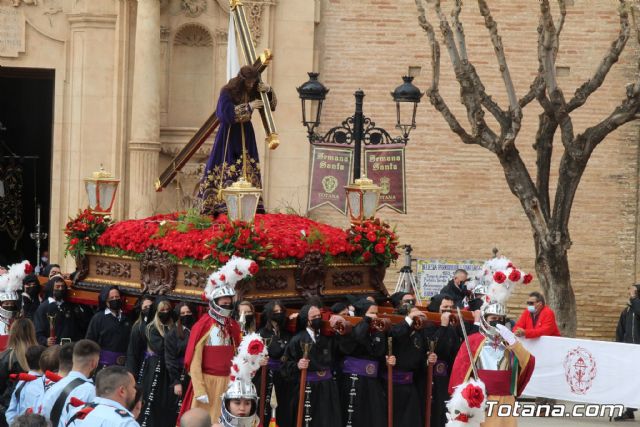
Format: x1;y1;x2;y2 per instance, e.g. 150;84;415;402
282;330;342;427
165;325;190;421
34;299;92;345
86;309;133;368
126;320;149;380
423;324;463;427
0;349;25;427
257;326;292;426
138;323;175;427
389;320;427;427
336;316;387;427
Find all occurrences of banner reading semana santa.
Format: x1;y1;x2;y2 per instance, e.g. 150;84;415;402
363;145;406;213
415;259;484;301
521;336;640;408
308;145;354;214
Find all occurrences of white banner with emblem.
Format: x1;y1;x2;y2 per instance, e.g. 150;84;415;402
520;336;640;408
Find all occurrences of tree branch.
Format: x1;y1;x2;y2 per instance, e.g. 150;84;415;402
580;84;640;155
539;0;575;150
415;0;478;146
477;0;521;124
498;146;551;251
451;0;468;62
567;0;630;112
433;0;498;145
533;112;557;221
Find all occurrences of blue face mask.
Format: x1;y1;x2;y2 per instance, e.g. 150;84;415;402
527;305;536;313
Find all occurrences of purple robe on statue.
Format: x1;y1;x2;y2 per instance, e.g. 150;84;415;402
198;88;275;215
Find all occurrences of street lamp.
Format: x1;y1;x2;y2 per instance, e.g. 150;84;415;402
297;72;329;139
84;165;120;216
391;75;423;141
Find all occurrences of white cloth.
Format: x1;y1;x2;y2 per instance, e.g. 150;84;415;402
226;13;240;81
306;327;316;343
521;336;640;408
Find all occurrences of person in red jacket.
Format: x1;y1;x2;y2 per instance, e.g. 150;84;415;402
513;291;561;338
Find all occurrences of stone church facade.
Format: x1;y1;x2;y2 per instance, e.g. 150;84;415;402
1;0;638;339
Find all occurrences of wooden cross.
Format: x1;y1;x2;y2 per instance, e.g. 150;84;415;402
155;0;279;191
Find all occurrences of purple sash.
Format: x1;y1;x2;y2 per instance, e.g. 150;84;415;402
342;357;379;378
306;370;332;382
381;369;414;385
100;350;126;366
267;358;283;371
144;350;157;360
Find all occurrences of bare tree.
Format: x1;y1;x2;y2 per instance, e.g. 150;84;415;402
415;0;640;336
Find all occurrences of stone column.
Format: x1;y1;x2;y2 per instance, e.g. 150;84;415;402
128;0;161;218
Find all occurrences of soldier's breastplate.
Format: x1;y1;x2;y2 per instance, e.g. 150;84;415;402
208;324;231;346
476;339;508;371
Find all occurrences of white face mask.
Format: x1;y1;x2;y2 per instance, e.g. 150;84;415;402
527;305;536;313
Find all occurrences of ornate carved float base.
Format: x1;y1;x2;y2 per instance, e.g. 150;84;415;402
75;251;388;305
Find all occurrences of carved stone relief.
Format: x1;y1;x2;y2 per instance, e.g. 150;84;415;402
174;23;213;47
180;0;206;18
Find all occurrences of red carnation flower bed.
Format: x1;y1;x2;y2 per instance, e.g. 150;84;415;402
94;213;399;269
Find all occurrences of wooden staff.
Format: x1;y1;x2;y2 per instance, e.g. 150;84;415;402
259;338;271;426
47;313;56;343
425;340;436;427
387;336;393;427
296;342;311;427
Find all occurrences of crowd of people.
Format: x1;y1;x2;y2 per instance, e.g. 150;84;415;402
8;256;640;427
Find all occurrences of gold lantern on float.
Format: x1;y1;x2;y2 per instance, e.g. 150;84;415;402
345;176;381;224
222;177;262;223
84;165;120;216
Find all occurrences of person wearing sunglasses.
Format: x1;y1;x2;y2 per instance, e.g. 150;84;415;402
513;292;560;339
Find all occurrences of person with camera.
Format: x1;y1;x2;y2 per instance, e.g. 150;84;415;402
613;284;640;421
438;269;469;308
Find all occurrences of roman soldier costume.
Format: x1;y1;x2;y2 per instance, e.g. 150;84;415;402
180;256;258;422
448;257;536;427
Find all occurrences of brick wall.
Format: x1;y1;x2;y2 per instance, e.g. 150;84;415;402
309;0;640;340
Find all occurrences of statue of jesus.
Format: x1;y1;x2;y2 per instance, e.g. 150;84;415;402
197;65;276;216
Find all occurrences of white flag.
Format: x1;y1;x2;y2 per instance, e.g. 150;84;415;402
521;336;640;408
227;13;241;81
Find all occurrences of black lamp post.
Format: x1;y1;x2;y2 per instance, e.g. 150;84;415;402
298;72;421;222
297;72;422;180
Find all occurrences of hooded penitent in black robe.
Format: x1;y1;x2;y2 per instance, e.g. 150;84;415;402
165;323;191;424
389;318;427;427
256;302;293;426
423;322;464;427
86;286;132;369
282;305;342;427
138;300;175;427
337;314;388;427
